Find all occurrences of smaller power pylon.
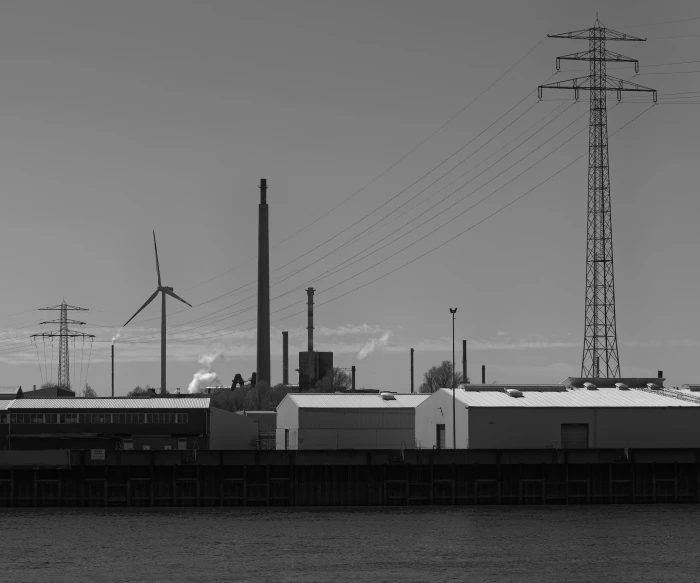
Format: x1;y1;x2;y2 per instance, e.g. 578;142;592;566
31;300;95;390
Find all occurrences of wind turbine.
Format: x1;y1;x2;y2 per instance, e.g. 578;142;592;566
123;231;192;395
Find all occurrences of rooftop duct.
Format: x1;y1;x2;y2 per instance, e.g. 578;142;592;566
380;392;396;400
583;382;597;390
615;383;629;390
647;383;661;390
505;388;523;398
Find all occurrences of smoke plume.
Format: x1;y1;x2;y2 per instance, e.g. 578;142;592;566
357;331;391;360
111;331;121;345
187;350;224;393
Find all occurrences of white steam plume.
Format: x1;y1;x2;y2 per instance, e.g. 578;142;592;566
188;350;224;393
111;331;121;345
357;331;391;360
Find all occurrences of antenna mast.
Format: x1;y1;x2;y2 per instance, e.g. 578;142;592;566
538;17;657;378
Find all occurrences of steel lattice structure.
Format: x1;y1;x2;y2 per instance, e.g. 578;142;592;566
31;301;94;389
538;18;656;378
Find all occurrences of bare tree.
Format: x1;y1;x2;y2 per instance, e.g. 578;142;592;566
81;384;97;398
419;360;465;394
313;368;352;392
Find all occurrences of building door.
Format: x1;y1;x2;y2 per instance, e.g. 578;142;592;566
177;438;187;451
561;424;589;449
284;428;289;451
436;424;446;450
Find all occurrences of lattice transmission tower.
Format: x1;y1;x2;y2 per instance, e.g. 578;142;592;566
31;300;94;390
538;17;657;378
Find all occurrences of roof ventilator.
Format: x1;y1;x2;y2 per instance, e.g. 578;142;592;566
380;392;396;400
647;383;661;390
505;388;523;398
615;383;629;390
583;382;597;390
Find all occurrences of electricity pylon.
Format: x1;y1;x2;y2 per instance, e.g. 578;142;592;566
31;301;94;390
538;17;657;378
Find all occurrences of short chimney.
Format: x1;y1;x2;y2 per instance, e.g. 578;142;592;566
481;365;486;384
658;370;663;379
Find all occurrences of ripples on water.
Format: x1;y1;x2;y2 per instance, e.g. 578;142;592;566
1;506;699;582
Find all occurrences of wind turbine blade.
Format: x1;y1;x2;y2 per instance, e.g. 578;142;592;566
123;289;160;327
164;289;193;308
153;230;162;287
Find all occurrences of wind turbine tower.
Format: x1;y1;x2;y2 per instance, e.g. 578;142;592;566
124;231;192;394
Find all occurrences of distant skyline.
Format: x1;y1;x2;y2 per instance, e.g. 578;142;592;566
1;1;700;394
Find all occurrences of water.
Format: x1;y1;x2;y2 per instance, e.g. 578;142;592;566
1;506;699;582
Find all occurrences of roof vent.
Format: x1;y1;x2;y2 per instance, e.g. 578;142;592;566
583;382;597;390
647;383;661;390
615;383;629;390
380;392;396;400
505;388;523;398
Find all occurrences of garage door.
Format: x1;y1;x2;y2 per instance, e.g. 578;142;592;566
561;423;589;449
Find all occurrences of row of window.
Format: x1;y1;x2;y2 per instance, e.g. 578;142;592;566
0;413;189;425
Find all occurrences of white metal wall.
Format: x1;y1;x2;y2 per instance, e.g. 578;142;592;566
465;407;700;449
414;390;468;449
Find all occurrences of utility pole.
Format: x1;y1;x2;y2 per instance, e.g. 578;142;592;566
450;308;457;449
31;301;94;391
538;16;656;379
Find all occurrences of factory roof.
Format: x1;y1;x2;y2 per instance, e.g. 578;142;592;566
0;386;23;399
0;401;12;411
6;397;211;410
282;393;430;409
442;388;700;408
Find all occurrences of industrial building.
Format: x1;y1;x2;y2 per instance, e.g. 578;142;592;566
276;392;429;450
415;382;700;450
0;397;258;451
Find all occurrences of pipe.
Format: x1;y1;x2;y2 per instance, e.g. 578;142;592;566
410;348;414;393
462;340;467;385
282;331;289;385
256;178;271;385
481;365;485;384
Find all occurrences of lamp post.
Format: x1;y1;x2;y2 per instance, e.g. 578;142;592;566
449;307;457;449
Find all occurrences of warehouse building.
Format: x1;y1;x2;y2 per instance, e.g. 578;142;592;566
276;392;429;450
415;382;700;450
0;397;258;451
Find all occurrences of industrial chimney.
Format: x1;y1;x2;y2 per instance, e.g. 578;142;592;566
111;344;115;397
282;331;289;385
306;287;314;352
256;179;271;385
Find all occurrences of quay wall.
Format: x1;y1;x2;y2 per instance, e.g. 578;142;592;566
1;448;699;507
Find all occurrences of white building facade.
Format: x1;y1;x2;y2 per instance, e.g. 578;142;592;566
415;386;700;450
276;393;429;450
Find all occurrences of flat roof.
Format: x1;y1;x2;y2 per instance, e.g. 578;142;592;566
441;388;700;408
7;398;211;410
283;393;430;409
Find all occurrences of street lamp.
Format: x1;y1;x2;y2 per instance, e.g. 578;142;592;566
449;307;457;449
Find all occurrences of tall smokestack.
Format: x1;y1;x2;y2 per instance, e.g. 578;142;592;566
306;288;314;352
282;331;289;385
111;344;115;398
462;340;467;385
352;365;356;391
257;179;271;385
410;348;414;393
481;364;485;384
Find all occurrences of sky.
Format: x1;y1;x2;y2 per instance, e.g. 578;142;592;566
1;0;700;395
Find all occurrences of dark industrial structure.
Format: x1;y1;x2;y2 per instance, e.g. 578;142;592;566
0;398;256;451
538;19;657;378
298;287;333;390
257;178;271;386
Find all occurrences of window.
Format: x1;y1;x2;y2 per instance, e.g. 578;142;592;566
0;414;7;424
436;424;446;450
11;414;31;424
31;414;44;424
146;414;153;424
64;413;78;424
45;414;58;424
176;413;188;424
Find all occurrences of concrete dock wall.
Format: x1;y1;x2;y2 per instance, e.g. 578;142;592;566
1;449;699;506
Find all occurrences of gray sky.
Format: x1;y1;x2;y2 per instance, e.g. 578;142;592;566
1;0;700;394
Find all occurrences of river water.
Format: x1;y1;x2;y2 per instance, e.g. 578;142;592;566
1;506;699;582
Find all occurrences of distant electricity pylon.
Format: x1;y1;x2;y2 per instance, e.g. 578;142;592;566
31;301;95;390
538;17;657;379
